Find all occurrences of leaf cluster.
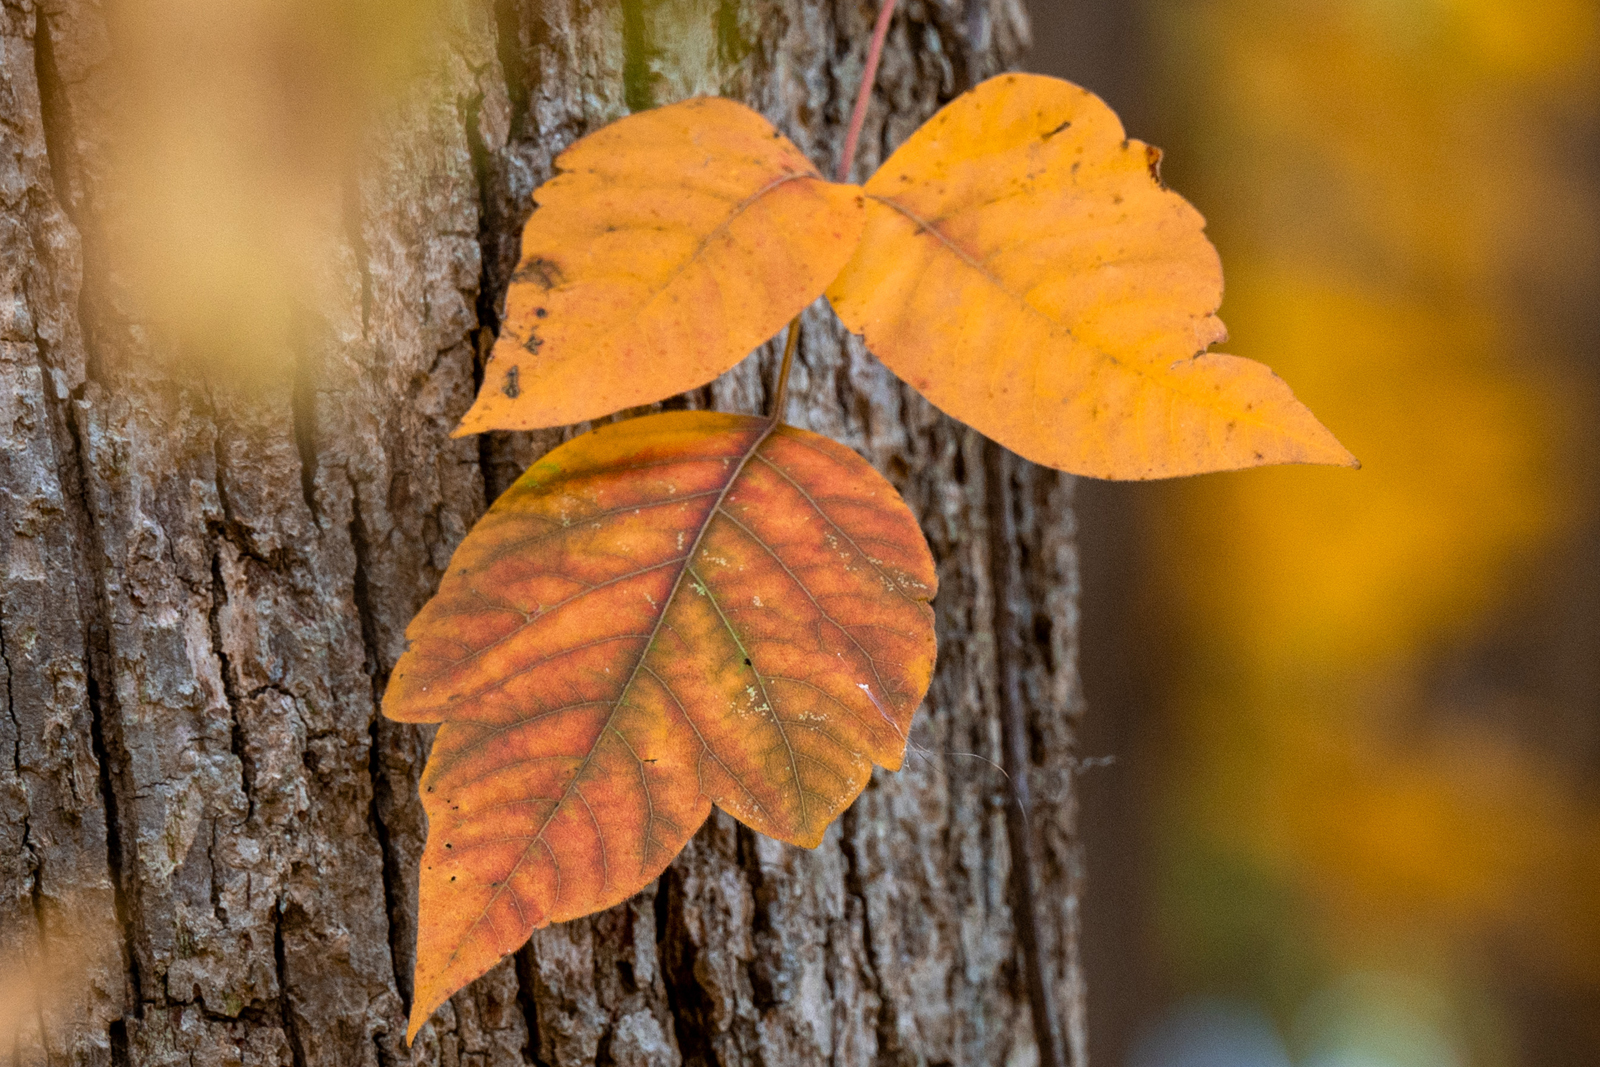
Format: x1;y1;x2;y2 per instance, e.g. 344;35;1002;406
463;73;1353;478
387;73;1353;1040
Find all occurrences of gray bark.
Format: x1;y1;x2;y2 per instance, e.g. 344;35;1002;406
0;0;1087;1064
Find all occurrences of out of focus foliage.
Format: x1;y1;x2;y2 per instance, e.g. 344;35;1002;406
1139;0;1600;1063
103;0;438;374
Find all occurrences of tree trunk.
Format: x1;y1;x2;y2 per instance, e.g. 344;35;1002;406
0;0;1087;1064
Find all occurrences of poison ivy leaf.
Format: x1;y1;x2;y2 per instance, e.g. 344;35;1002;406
385;411;936;1040
455;100;866;435
825;73;1357;479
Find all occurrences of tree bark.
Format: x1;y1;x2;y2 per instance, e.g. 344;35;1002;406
0;0;1087;1064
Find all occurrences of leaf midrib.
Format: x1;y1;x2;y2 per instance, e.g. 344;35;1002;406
577;169;823;351
862;191;1306;441
453;419;781;955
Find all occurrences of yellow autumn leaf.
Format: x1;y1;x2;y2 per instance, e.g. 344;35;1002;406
826;73;1356;479
455;97;866;435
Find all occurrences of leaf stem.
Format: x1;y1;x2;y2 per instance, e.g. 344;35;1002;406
837;0;900;182
768;316;802;423
764;0;894;423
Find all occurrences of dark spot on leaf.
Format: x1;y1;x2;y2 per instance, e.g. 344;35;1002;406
743;657;752;666
502;366;521;399
535;307;548;318
1044;119;1072;139
512;256;564;289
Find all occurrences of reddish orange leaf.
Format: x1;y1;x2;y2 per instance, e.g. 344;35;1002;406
385;411;937;1040
455;100;866;435
826;73;1357;479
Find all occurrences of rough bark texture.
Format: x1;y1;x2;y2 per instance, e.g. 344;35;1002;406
0;0;1087;1064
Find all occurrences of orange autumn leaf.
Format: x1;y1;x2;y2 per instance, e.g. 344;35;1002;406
455;99;866;435
385;411;937;1040
826;73;1357;479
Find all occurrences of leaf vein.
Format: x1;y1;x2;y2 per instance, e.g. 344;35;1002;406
711;504;902;740
690;564;807;825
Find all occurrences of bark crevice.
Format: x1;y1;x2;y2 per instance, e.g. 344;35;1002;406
292;345;323;523
343;180;375;336
620;0;656;113
43;163;146;1056
209;546;259;829
32;6;79;223
514;944;553;1067
274;906;311;1067
839;804;898;1067
1;603;47;1026
347;464;410;1012
462;78;502;506
494;0;531;138
656;864;718;1067
985;440;1067;1067
367;717;408;1006
346;468;386;701
2;598;19;786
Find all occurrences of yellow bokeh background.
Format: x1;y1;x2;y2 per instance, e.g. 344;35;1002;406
1127;0;1600;1062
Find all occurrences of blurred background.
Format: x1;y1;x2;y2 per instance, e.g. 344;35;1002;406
1030;1;1600;1065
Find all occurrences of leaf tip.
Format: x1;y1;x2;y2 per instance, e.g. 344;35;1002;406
794;826;828;850
1293;414;1360;471
405;959;469;1046
1304;420;1359;470
405;1004;429;1046
1326;440;1361;470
